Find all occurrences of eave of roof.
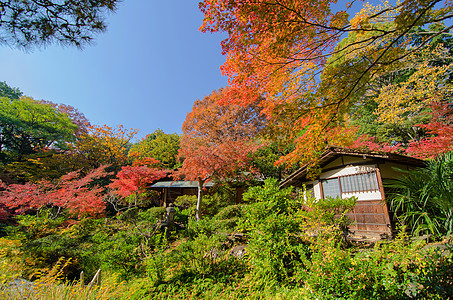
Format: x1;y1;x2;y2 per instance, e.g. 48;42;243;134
279;146;426;188
150;181;214;188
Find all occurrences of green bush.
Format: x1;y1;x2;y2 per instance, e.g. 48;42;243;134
305;231;453;299
238;178;357;285
388;151;453;237
238;178;309;284
4;211;89;280
174;195;197;210
174;184;237;219
90;207;168;279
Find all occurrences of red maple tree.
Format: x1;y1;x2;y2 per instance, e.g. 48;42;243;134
0;165;111;218
407;102;453;159
178;88;266;220
109;162;166;208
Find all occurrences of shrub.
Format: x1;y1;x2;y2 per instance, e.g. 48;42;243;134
305;231;453;299
388;151;453;237
238;178;358;285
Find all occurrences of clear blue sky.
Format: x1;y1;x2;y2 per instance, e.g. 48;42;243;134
0;1;228;140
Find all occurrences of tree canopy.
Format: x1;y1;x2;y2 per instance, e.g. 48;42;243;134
178;88;266;219
0;96;77;161
0;81;22;99
129;129;181;170
199;0;453;164
0;0;120;49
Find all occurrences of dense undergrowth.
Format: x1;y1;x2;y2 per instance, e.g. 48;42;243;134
1;179;452;299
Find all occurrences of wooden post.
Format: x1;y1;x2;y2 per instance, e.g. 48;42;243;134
163;188;168;207
196;178;205;221
375;168;393;237
88;269;101;287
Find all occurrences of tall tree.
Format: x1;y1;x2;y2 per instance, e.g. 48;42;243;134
0;0;120;49
0;96;77;160
72;124;138;170
129;129;181;170
199;0;453;164
178;88;266;220
347;24;453;147
0;82;90;182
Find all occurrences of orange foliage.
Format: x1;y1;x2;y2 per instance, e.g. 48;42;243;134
199;0;347;108
73;124;138;168
199;0;453;164
178;88;266;183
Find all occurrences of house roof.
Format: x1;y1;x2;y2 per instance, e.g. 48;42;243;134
150;180;214;188
279;146;426;188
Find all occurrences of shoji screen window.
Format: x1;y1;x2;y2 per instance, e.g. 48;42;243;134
321;171;379;199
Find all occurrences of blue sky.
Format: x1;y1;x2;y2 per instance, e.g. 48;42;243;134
0;1;228;140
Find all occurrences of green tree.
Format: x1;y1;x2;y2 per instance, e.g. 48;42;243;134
249;141;298;181
0;81;22;100
0;0;120;49
129;129;181;170
0;96;78;182
0;96;77;160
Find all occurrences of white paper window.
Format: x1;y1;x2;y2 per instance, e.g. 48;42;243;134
322;171;379;199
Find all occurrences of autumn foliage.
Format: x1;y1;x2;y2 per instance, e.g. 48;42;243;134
109;163;166;199
199;0;453;163
178;88;266;219
179;88;266;182
72;124;138;168
407;102;453;159
0;165;111;218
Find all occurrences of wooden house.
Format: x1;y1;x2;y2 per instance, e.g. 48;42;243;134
279;146;425;241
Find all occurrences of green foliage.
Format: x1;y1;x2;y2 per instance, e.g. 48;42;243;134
0;0;120;49
0;97;77;156
388;152;453;237
0;96;77;181
305;230;453;299
239;179;359;285
201;184;237;217
5;211;87;280
303;195;357;241
90;207;167;279
142;228;246;295
0;179;452;299
248;141;298;180
174;195;197;209
0;81;22;100
129;129;181;170
3;206;170;281
186;204;245;237
174;195;197;223
351;96;430;146
238;179;307;284
174;184;238;219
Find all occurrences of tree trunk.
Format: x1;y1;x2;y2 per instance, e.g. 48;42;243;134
196;178;205;221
